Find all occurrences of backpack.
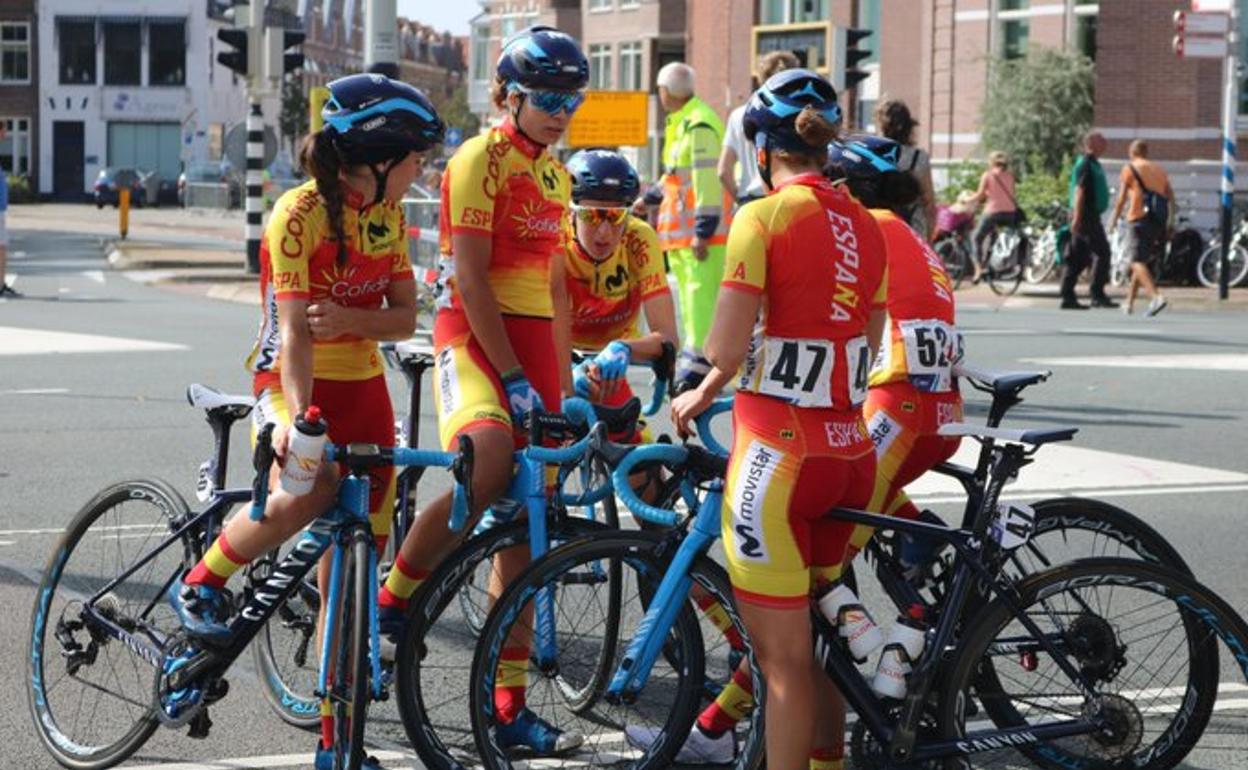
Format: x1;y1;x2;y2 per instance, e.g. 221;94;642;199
1128;163;1169;228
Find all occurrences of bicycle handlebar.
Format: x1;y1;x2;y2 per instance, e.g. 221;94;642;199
693;397;734;458
612;444;689;527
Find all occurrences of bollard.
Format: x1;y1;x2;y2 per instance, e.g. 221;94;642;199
119;187;130;240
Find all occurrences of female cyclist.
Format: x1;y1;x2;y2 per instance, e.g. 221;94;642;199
374;25;588;755
167;73;444;769
562;148;678;413
671;70;888;770
827;136;964;575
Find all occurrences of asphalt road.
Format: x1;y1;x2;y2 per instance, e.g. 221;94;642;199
2;226;1247;769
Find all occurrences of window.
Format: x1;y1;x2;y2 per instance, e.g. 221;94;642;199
620;0;640;7
589;0;613;10
1075;12;1097;61
500;17;517;38
0;117;31;175
589;43;611;89
0;24;29;83
998;0;1029;60
104;21;141;85
618;41;643;91
759;0;829;25
58;19;96;85
149;21;186;86
471;21;490;80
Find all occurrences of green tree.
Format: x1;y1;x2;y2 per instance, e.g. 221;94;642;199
979;48;1094;178
432;84;481;144
280;76;309;155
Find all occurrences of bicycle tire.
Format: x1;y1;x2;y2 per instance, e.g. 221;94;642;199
469;530;708;770
986;232;1025;296
936;238;968;290
329;530;373;770
394;517;614;770
251;548;322;730
939;558;1225;770
1196;243;1248;289
28;479;192;770
1024;229;1058;284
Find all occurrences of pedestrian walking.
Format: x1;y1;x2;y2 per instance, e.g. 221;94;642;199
0;168;16;298
654;62;733;391
718;51;799;208
874;98;936;241
968;151;1020;283
1061;131;1116;309
1109;140;1173;316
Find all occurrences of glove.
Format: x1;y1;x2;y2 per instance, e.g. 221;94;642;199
501;369;544;428
593;340;631;382
572;361;594;399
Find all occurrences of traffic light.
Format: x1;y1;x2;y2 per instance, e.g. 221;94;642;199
217;27;249;76
832;27;873;93
281;30;306;74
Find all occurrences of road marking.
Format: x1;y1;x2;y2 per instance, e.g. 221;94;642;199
1022;353;1248;371
82;269;106;284
0;326;187;356
0;540;13;546
0;387;70;395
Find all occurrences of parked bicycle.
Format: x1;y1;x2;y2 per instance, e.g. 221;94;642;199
1196;216;1248;289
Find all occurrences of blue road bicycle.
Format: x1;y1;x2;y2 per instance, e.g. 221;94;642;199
470;405;1248;770
27;409;474;770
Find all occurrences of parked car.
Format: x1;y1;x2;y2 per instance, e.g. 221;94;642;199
178;160;241;208
93;168;147;209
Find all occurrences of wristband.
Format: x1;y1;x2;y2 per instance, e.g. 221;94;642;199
499;365;525;384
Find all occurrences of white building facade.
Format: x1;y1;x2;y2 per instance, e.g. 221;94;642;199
37;0;247;198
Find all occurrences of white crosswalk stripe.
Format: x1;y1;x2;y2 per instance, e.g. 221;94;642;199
0;325;187;355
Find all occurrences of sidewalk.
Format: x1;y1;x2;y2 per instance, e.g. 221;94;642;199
955;281;1248;313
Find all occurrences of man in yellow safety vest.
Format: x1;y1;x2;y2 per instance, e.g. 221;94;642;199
655;62;732;391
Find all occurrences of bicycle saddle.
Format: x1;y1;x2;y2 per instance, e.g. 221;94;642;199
592;397;642;436
954;363;1050;398
938;422;1078;447
389;332;435;364
186;383;254;417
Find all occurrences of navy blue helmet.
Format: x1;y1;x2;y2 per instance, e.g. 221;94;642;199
742;69;841;152
567;150;640;205
826;135;920;210
497;26;588;92
322;73;445;164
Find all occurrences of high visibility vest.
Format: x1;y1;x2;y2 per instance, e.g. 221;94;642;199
657;97;733;251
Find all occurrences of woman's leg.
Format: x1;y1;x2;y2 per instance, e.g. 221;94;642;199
738;602;821;770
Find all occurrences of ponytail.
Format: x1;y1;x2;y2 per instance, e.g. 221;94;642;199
299;131;348;266
775;106;839;168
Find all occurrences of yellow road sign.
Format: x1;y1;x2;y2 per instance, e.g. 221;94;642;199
309;86;330;134
567;91;649;148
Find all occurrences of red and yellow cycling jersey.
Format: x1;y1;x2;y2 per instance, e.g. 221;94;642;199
868;210;962;393
723;174;888;411
563;216;669;351
436;119;571;320
247;180;413;390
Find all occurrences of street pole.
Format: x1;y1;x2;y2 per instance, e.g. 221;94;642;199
1218;3;1239;300
245;0;265;274
364;0;399;78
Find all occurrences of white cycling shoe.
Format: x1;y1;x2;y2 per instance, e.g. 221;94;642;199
623;723;736;764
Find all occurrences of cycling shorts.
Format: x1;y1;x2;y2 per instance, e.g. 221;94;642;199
251;375;397;541
431;311;561;451
850;382;963;550
722;391;876;608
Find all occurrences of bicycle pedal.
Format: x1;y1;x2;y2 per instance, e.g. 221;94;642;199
187;710;212;739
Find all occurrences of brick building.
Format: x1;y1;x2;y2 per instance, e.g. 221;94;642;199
0;0;36;190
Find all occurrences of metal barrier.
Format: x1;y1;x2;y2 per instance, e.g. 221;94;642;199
403;196;441;270
185;182;232;209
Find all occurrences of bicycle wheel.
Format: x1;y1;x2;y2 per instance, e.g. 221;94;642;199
986;232;1025;296
328;529;373;770
1024;229;1058;284
28;479;192;770
469;530;708;770
250;548;322;729
936;238;968;290
1197;243;1248;289
394;517;613;770
939;558;1227;770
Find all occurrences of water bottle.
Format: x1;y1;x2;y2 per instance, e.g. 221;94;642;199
816;582;884;661
872;616;927;699
279;406;328;496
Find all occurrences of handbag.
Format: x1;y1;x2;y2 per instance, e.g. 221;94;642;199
1128;163;1169;228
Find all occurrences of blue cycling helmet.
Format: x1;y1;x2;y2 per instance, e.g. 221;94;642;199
567;149;640;205
497;26;588;92
322;73;445;164
742;69;841;153
826;134;920;211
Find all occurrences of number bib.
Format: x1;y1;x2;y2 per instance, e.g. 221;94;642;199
899;320;963;393
740;334;870;408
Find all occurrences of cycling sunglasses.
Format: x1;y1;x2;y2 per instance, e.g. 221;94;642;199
510;84;586;116
571;204;630;226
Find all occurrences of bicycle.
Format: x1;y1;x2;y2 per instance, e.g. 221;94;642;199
474;410;1248;770
933;227;972;290
1196;216;1248;289
981;221;1029;296
1111;217;1206;288
1022;203;1068;285
27;417;474;770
